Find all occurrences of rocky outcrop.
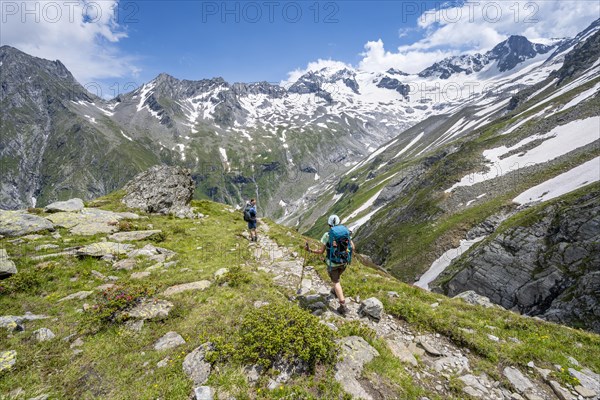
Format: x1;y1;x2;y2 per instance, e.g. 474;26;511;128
436;189;600;333
122;165;195;215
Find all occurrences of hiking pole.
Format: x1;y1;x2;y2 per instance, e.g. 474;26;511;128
296;242;309;295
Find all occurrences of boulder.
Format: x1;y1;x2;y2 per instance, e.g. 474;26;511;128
44;198;84;213
154;331;186;350
358;297;384;321
108;230;163;242
0;210;54;237
183;343;214;385
122;165;195;215
0;248;17;278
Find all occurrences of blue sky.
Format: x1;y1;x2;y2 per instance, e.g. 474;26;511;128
2;1;598;98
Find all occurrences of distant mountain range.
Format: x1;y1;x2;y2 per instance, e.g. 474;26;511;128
1;18;599;218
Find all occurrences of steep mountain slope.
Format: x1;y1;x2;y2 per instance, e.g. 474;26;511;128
1;192;599;399
0;46;163;209
298;23;600;331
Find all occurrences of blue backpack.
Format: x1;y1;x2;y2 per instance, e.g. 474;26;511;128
327;225;352;266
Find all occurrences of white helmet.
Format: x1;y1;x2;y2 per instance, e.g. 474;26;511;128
328;214;340;226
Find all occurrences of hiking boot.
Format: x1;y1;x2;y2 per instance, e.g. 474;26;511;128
337;303;349;316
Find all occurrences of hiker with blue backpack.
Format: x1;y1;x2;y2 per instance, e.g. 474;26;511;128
305;215;354;315
243;198;258;242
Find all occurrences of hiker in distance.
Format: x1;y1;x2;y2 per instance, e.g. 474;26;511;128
305;214;354;315
243;198;258;242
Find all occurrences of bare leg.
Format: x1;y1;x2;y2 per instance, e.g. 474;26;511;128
333;282;345;304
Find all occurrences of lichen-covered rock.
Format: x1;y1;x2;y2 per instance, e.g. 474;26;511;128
0;248;17;278
126;299;173;320
121;165;195;215
0;350;17;371
0;210;54;237
44;198;84;213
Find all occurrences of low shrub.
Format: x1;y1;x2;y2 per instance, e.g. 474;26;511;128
84;284;155;330
219;265;251;287
211;303;337;372
0;263;56;295
238;303;337;370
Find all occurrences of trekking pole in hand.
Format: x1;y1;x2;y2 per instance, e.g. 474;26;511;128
296;242;309;295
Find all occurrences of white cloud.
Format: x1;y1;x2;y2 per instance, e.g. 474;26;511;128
357;0;599;75
0;0;139;87
358;39;456;74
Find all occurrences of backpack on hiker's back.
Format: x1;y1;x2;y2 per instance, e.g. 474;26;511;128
327;224;352;265
242;203;253;222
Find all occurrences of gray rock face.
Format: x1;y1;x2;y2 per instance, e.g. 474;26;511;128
0;210;54;237
44;198;84;213
154;331;186;350
438;190;600;333
335;336;380;400
358;297;384;321
0;248;17;278
183;343;214;385
122;165;195;215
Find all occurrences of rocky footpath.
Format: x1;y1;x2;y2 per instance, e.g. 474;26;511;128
242;222;600;400
435;189;600;333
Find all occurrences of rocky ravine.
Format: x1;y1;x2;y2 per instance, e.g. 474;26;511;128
433;187;600;334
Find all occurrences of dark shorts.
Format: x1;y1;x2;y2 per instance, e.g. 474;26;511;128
328;265;347;283
248;220;257;230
